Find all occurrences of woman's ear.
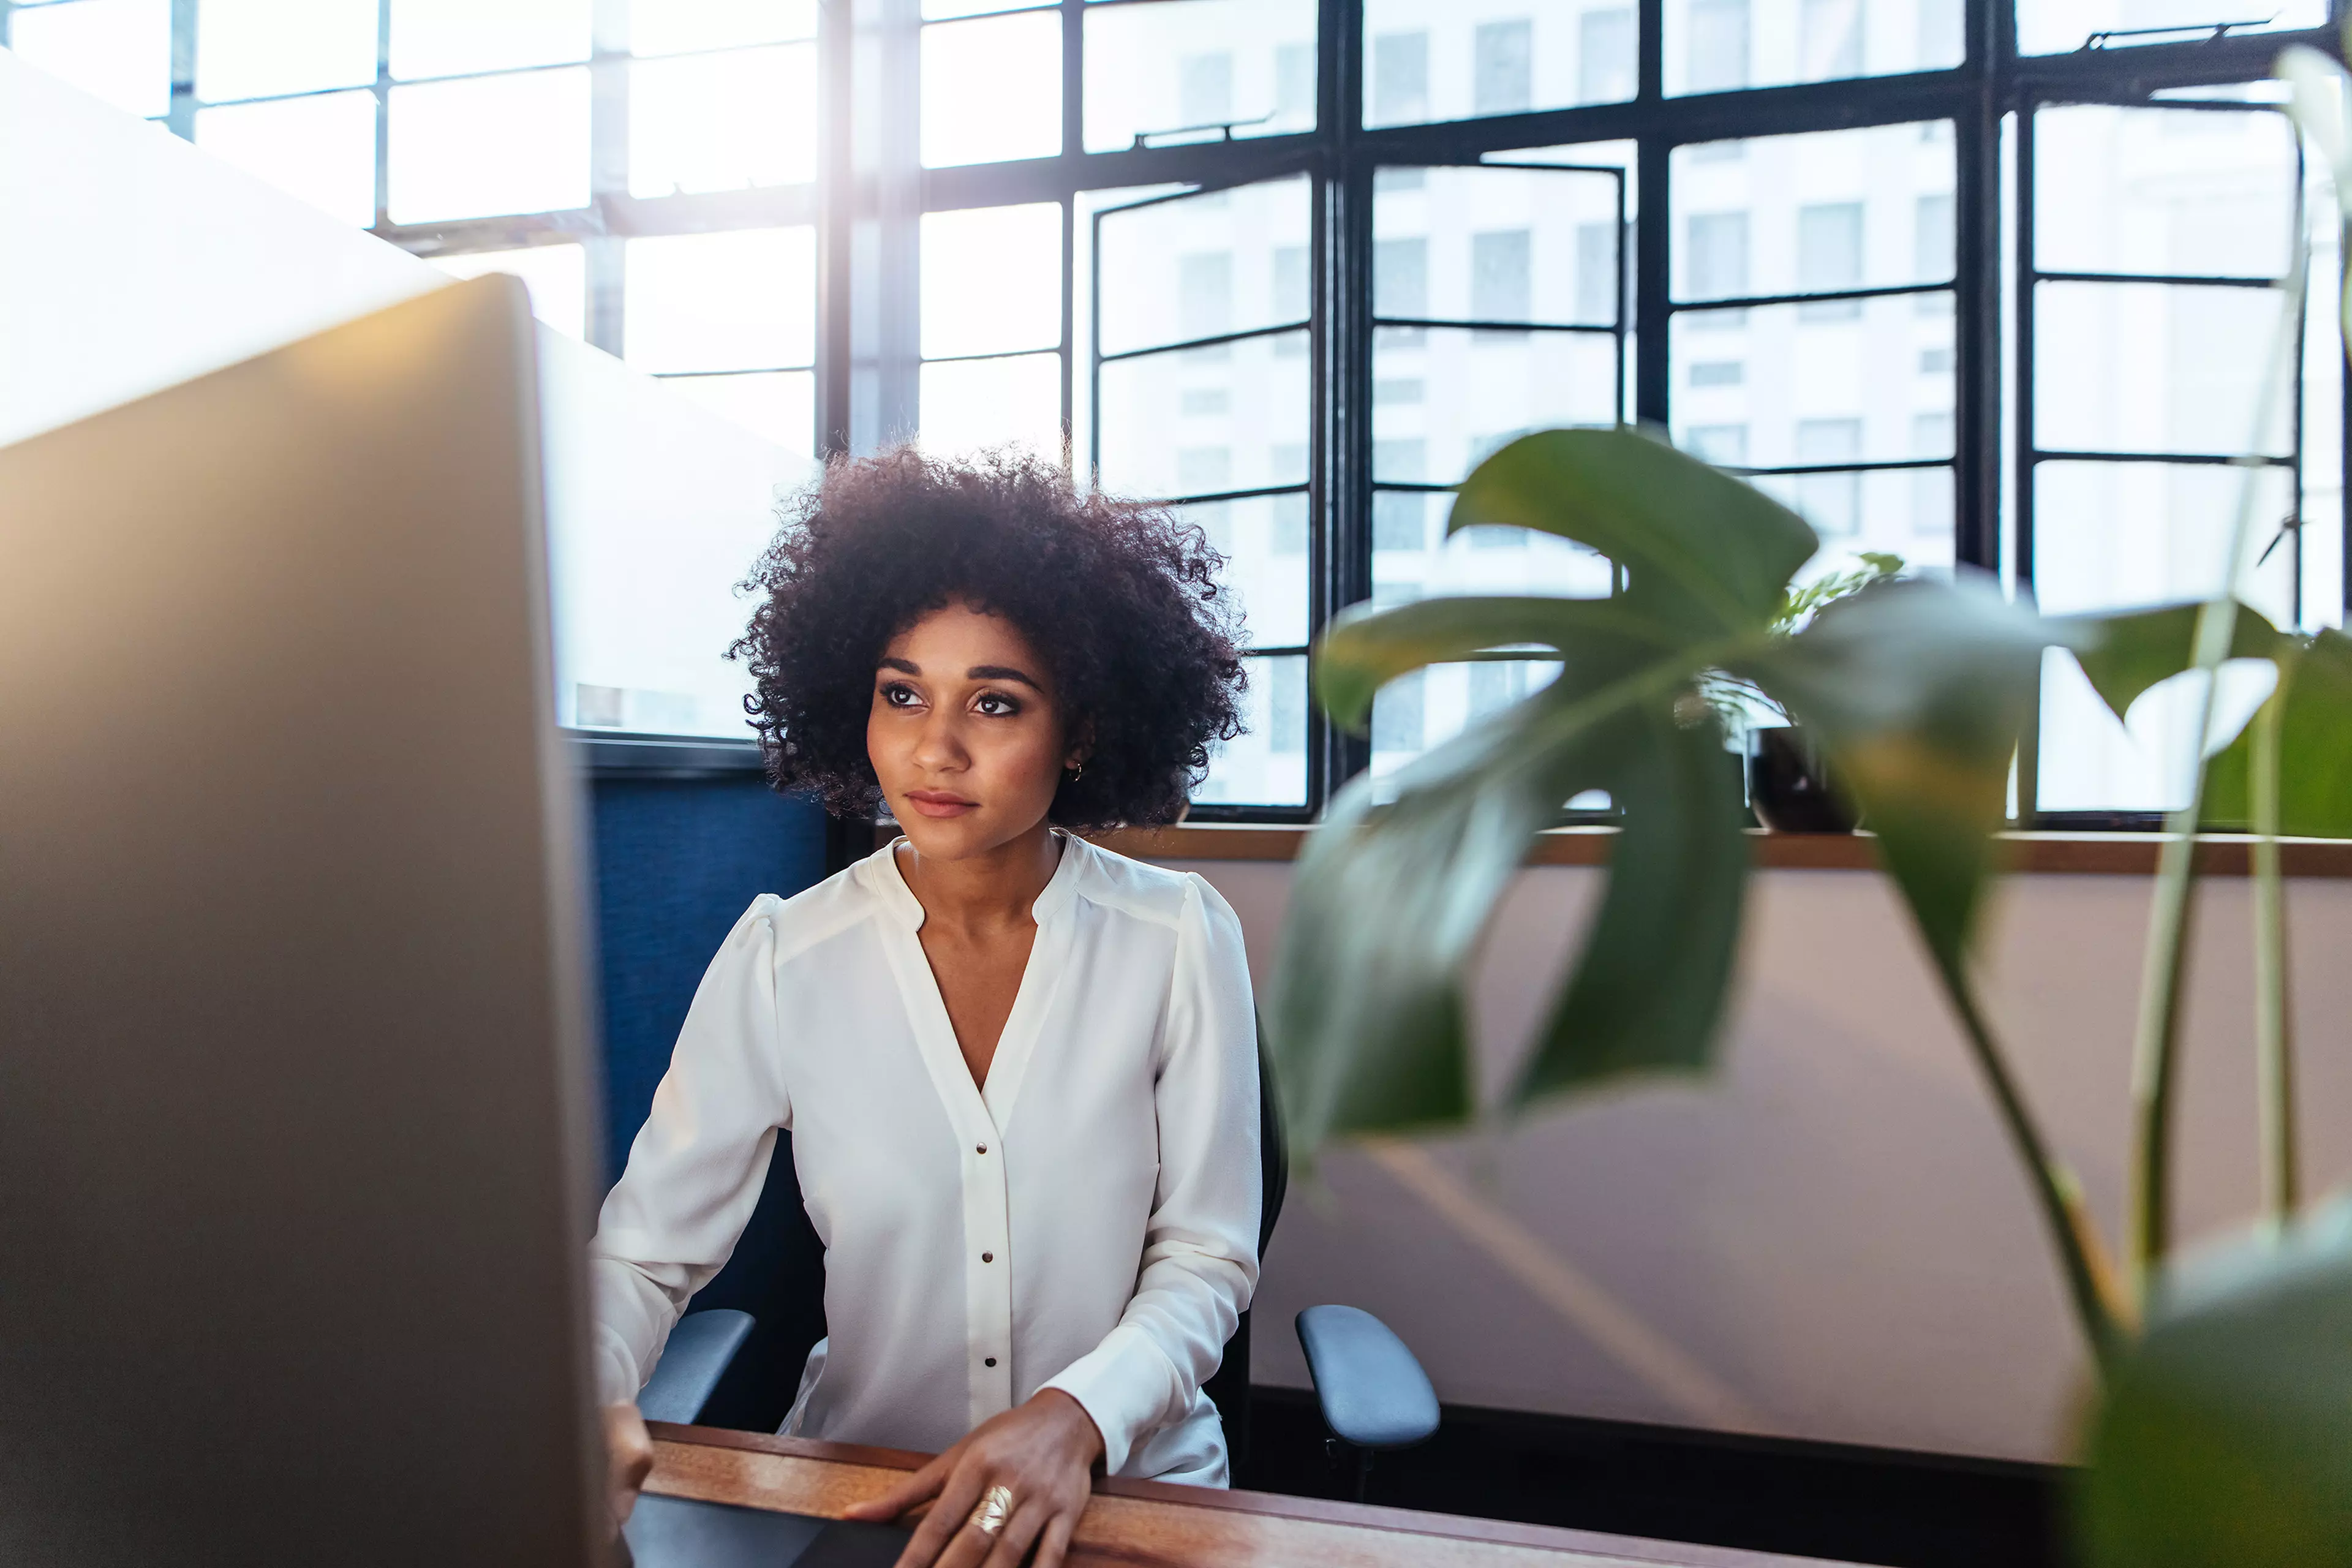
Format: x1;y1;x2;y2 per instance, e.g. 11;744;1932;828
1062;717;1096;773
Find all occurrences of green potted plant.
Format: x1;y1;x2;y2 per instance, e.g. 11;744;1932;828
1265;37;2352;1562
1706;551;1904;833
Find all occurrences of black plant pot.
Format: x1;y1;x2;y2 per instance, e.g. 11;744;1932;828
1747;725;1859;834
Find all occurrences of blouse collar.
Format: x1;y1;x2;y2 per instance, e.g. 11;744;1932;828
863;828;1087;930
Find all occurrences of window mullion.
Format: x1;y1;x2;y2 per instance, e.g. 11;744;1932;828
371;0;390;228
1953;29;2000;574
1319;0;1371;806
1058;1;1082;458
584;0;628;358
1634;141;1670;429
818;0;855;458
168;0;197;140
848;0;922;454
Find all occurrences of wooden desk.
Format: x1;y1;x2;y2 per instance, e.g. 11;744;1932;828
645;1424;1858;1568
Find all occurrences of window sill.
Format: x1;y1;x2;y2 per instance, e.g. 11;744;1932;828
1089;823;2352;878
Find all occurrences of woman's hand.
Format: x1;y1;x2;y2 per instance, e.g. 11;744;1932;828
603;1403;655;1535
843;1389;1105;1568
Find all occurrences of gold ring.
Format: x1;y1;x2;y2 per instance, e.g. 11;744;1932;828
966;1483;1014;1537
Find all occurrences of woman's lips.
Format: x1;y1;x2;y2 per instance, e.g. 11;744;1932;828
903;790;978;818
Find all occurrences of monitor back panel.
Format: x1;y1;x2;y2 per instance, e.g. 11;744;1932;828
0;277;607;1567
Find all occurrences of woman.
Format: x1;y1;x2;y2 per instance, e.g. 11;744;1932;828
590;448;1259;1568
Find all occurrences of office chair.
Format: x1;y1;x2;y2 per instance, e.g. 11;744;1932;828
637;1308;757;1425
637;1025;1440;1498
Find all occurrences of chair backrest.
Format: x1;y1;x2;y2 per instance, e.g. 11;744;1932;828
1255;1015;1290;1257
1197;1017;1288;1471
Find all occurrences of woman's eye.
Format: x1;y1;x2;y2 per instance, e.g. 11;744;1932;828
881;682;921;707
975;692;1020;717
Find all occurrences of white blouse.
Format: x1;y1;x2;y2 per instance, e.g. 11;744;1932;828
587;834;1262;1485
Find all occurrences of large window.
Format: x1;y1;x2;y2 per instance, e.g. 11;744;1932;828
2020;94;2334;815
1667;123;1958;574
1093;175;1318;805
921;202;1068;460
1363;154;1627;776
9;0;2345;823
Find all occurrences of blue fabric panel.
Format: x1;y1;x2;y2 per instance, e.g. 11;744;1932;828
589;776;826;1183
587;774;830;1430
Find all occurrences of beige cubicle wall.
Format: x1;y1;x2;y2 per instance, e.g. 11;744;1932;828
1141;846;2352;1465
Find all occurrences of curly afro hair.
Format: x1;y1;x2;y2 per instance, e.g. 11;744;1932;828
729;447;1247;831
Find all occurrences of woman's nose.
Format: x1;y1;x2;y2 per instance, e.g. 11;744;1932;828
910;710;969;772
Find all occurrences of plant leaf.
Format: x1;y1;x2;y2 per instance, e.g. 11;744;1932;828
1269;674;1637;1153
1512;702;1751;1104
1313;594;1683;735
2079;1197;2352;1567
2062;600;2282;727
2204;627;2352;837
1771;552;1904;635
1449;428;1817;636
1740;579;2049;970
2280;45;2352;196
1274;428;1811;1154
2278;44;2352;352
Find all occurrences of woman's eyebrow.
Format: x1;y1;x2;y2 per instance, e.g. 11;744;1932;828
878;657;919;674
967;664;1044;692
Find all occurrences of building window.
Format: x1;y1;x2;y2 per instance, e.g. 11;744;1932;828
1687;424;1749;466
1371;668;1427;755
1374;237;1429;311
1797;201;1864;320
1576;220;1620;323
1472;230;1534;324
1371;30;1430;126
1915;193;1956;281
1579;9;1637;105
1799;0;1863;83
1181;52;1235;127
1794;419;1864;537
1684;0;1750;93
1474;20;1534;118
1180;252;1235;341
1685;211;1749;301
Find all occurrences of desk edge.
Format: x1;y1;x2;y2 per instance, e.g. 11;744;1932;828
647;1424;1853;1568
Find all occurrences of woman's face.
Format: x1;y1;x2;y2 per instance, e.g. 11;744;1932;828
869;601;1080;863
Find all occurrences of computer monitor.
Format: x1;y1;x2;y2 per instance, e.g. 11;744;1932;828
0;277;612;1567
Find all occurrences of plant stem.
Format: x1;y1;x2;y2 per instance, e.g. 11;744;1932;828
1932;950;2128;1370
2252;685;2297;1229
2123;246;2307;1308
2125;835;2201;1306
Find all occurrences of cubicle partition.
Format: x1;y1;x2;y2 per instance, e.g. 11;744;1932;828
7;43;831;1429
582;744;830;1433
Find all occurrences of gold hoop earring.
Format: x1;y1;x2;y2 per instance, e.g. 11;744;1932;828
1066;760;1085;782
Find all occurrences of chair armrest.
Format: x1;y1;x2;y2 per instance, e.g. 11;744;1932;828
636;1310;755;1425
1294;1305;1439;1450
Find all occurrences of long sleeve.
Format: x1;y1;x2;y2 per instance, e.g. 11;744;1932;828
1040;873;1261;1475
587;897;790;1408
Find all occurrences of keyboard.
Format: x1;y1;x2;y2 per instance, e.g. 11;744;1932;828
622;1493;913;1567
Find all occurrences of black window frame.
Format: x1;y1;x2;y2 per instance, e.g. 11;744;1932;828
1088;169;1328;820
2012;83;2313;829
36;0;2345;822
894;0;2352;826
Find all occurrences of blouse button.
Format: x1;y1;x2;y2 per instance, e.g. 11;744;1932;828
984;1357;998;1368
976;1144;988;1155
981;1252;993;1263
